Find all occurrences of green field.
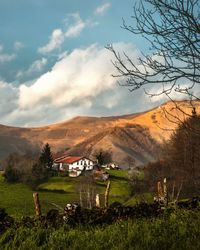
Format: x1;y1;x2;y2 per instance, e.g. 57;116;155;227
107;170;131;204
0;170;132;217
1;210;200;250
0;173;74;217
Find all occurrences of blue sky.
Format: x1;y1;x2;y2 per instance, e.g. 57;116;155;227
0;0;160;127
0;0;143;82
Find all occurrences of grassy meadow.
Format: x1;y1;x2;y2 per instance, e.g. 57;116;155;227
0;173;73;217
0;170;132;217
107;169;131;204
1;170;200;250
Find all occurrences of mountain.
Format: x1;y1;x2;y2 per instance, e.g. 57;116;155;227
66;126;160;167
0;100;199;168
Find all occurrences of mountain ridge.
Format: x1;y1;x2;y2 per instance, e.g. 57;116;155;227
0;100;200;168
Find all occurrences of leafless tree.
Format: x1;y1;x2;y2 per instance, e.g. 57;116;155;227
107;0;200;102
77;175;99;208
143;113;200;196
165;113;200;194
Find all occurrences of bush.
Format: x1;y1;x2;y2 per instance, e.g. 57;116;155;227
29;162;49;189
4;165;20;183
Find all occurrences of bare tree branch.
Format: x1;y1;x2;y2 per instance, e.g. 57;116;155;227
107;0;200;103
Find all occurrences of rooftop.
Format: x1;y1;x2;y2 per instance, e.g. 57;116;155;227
55;156;83;164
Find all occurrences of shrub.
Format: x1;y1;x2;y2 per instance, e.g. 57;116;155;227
4;165;20;183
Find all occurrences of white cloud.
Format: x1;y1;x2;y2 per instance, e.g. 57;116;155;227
14;41;24;51
38;13;96;55
65;13;86;38
16;58;47;79
38;13;85;54
1;42;199;127
0;42;170;127
13;43;138;125
145;81;197;104
57;51;68;60
0;81;19;117
29;58;47;72
38;29;65;54
0;53;16;63
0;44;16;63
95;3;111;15
25;58;47;75
20;43;120;108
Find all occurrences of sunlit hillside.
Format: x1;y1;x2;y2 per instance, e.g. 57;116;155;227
0;100;199;166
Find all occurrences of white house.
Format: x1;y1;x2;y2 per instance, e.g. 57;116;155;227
101;163;120;170
53;156;95;177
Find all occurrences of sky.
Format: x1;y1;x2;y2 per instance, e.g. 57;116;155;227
0;0;163;127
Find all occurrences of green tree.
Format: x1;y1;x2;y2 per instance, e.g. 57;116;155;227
30;162;49;189
39;143;54;170
4;164;19;183
93;149;112;166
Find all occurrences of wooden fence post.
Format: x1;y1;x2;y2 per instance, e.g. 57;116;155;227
96;194;100;208
105;180;111;207
163;178;168;206
33;192;41;216
157;181;163;199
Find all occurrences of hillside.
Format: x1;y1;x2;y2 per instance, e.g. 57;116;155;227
67;126;160;167
0;100;199;167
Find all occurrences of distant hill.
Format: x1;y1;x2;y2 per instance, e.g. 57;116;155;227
0;100;199;168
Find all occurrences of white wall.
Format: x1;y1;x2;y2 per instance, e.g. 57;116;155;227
69;158;94;171
58;157;94;172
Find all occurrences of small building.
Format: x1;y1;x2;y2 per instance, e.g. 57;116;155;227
92;170;109;181
102;163;120;170
53;156;95;177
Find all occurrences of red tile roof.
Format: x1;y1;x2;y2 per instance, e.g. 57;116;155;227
55;156;83;164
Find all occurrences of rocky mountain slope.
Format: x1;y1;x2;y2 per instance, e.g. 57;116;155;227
0;100;199;168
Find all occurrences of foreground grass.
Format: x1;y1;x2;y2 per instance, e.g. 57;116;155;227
1;210;200;250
